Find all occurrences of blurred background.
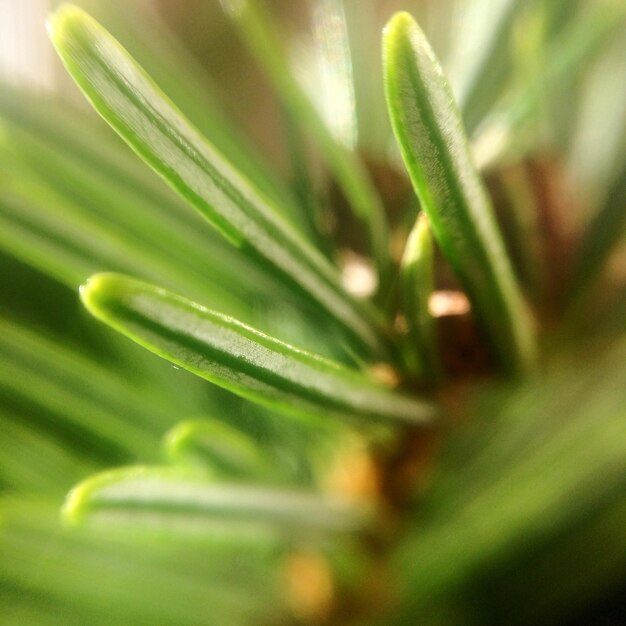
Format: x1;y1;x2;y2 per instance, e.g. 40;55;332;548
0;1;625;625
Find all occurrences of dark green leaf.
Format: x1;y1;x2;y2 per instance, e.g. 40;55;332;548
390;339;626;622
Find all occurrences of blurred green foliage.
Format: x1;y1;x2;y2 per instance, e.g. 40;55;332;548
0;1;624;624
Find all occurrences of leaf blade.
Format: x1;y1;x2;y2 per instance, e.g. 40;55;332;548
1;499;283;625
63;466;369;536
164;419;277;481
383;12;535;373
81;273;436;426
48;5;386;355
400;213;441;383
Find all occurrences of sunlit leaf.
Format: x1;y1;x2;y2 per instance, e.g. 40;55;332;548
81;273;436;426
49;5;386;355
383;11;535;373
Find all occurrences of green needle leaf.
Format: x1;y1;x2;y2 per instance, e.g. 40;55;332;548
400;213;441;383
223;0;391;284
80;273;436;426
0;122;272;313
0;170;241;314
164;419;276;480
383;11;535;373
90;1;308;233
63;466;369;535
48;5;385;355
0;356;155;464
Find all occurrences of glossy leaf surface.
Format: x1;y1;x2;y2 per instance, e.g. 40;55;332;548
81;273;436;426
383;12;535;373
49;6;385;355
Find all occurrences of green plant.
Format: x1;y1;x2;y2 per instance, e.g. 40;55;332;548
1;1;625;624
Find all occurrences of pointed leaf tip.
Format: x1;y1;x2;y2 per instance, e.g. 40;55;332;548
383;11;535;374
47;4;93;50
79;272;129;325
383;11;414;37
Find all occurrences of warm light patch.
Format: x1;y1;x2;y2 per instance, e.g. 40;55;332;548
340;251;378;297
472;119;511;170
324;445;381;502
368;362;401;388
428;290;471;317
394;313;409;334
284;551;334;621
608;245;626;284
